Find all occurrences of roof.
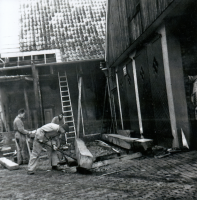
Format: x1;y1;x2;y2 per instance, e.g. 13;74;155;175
19;0;106;62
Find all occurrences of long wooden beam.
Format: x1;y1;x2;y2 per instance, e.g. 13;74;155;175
0;58;104;71
31;63;44;128
77;76;82;138
24;85;31;129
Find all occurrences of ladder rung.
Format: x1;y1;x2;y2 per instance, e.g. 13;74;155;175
66;120;74;123
67;137;75;139
59;71;76;137
68;131;76;133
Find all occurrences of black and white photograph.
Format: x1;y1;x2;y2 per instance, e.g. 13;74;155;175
0;0;197;199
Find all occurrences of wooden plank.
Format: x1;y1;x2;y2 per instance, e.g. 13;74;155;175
24;86;31;129
117;130;131;137
1;147;11;152
0;157;19;170
31;63;44;127
77;76;82;138
135;138;153;151
75;138;93;169
102;134;138;149
118;0;130;50
92;152;142;168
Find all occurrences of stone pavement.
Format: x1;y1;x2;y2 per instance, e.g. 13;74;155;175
0;151;197;199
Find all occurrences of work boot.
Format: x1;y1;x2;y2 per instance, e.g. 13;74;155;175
58;158;67;165
52;165;63;171
27;171;34;175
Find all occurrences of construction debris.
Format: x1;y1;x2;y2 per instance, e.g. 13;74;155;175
0;157;19;170
3;150;16;157
92;152;142;169
95;140;120;153
75;138;94;169
1;147;12;152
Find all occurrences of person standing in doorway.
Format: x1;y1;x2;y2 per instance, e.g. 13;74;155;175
13;108;32;165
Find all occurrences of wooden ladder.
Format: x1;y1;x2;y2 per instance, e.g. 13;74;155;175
58;71;76;142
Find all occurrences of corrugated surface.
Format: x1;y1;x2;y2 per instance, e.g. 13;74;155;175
19;0;106;61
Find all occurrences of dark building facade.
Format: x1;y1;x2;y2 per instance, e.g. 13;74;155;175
105;0;197;149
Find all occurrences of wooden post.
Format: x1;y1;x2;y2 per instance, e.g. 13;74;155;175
31;62;44;128
115;68;124;130
77;76;82;138
101;67;116;133
23;84;31;129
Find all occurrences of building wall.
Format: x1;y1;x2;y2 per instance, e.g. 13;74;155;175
57;61;106;136
0;87;10;131
117;61;139;134
107;0;174;66
177;10;197;148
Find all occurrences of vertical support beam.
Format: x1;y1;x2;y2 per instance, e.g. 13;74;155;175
31;62;44;128
130;52;144;137
159;24;178;148
159;22;191;148
44;54;46;64
77;76;82;138
115;68;124;130
101;67;116;133
50;65;54;74
23;84;31;129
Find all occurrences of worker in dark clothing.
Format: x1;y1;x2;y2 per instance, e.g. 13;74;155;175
27;123;68;175
13;109;32;165
51;113;69;162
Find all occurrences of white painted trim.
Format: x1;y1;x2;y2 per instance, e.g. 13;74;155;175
115;72;124;130
1;49;60;58
159;24;178;148
130;52;143;135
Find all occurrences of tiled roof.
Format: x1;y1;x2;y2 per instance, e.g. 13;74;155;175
19;0;106;61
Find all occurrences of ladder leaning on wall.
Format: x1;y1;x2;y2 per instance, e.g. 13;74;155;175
58;71;76;143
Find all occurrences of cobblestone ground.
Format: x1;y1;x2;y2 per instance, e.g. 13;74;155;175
1;151;197;199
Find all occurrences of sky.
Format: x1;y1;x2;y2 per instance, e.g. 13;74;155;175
0;0;20;53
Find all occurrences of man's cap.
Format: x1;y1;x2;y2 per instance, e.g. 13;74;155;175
18;108;25;114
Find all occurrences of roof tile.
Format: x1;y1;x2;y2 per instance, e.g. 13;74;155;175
19;0;106;61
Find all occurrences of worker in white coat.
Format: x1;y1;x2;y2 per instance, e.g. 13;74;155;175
27;123;68;175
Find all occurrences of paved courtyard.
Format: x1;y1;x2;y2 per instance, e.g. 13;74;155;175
1;151;197;199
